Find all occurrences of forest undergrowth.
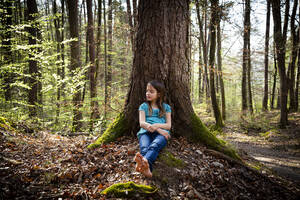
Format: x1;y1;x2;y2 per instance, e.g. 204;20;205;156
1;111;300;199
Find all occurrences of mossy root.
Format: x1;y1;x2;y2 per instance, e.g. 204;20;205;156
101;181;157;198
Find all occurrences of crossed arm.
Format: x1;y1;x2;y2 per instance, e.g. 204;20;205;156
139;110;171;140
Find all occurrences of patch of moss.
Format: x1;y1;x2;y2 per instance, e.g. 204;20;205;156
159;151;185;168
88;113;128;149
190;113;241;161
101;181;157;198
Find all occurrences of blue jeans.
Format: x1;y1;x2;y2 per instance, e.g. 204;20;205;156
138;131;168;171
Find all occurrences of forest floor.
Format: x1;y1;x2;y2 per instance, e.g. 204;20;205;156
220;111;300;186
0;111;300;199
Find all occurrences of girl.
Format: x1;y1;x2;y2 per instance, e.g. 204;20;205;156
134;80;172;178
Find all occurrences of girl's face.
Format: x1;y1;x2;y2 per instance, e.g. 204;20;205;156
146;83;159;103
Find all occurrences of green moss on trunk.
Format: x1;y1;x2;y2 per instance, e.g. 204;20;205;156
101;181;157;198
88;113;128;149
190;113;240;160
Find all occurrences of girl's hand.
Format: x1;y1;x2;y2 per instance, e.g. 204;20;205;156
146;124;156;132
162;132;170;140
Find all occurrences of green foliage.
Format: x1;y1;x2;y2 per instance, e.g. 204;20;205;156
101;181;157;198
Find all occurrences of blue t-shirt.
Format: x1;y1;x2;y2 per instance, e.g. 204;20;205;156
137;102;172;136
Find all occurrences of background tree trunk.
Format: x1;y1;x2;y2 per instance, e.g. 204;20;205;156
66;0;83;131
271;43;277;110
271;0;289;127
87;0;100;129
53;0;61;123
96;0;102;89
27;0;39;117
209;0;223;127
287;0;298;112
263;1;270;111
106;0;113;113
90;0;239;160
241;0;250;112
195;0;204;104
217;22;226;120
1;0;13;102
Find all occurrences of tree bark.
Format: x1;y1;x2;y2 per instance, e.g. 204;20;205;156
87;0;100;129
89;0;239;160
66;0;83;131
217;22;226;120
271;0;289;127
27;0;39;117
209;0;223;127
263;1;270;111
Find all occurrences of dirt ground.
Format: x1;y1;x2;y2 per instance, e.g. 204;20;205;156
221;112;300;186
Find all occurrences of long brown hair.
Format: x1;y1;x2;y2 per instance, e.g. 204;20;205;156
146;80;166;117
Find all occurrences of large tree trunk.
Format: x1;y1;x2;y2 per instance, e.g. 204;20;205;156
87;0;100;129
241;0;250;112
271;0;289;127
89;0;239;160
209;0;223;127
263;1;270;111
27;0;39;117
66;0;83;131
217;22;226;120
287;0;298;112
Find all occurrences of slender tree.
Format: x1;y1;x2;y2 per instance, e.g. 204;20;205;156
106;0;113;111
126;0;134;50
66;0;83;131
295;28;300;111
90;0;238;160
96;0;102;86
27;0;39;117
195;0;204;103
263;1;271;111
271;44;278;110
271;0;289;127
1;0;13;102
287;0;298;112
209;0;223;127
53;0;62;122
87;0;100;129
217;21;226;120
242;0;250;113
